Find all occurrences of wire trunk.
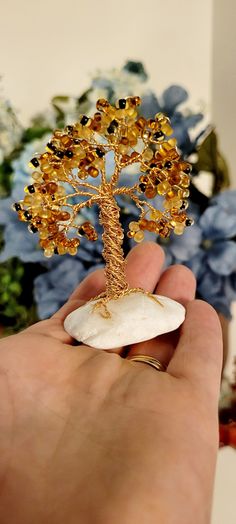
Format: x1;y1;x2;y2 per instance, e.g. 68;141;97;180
99;185;129;299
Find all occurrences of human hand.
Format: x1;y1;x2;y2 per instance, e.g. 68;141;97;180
0;243;222;524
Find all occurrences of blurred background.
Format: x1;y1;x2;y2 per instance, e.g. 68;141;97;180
0;0;235;521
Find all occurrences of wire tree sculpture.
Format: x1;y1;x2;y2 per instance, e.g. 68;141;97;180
14;96;193;314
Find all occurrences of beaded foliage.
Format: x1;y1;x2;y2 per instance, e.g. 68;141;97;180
14;96;193;302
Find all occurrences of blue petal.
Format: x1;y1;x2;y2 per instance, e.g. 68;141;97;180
207;241;236;275
200;206;236;240
169;224;202;261
212;190;236;214
185;250;206;279
162;85;188;114
0;222;45;263
140;92;161;119
34;257;86;319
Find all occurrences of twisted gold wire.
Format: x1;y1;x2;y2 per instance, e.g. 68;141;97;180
99;186;129;300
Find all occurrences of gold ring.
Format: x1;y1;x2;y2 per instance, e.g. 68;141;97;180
128;355;166;372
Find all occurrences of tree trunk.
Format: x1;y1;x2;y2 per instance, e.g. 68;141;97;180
99;184;129;299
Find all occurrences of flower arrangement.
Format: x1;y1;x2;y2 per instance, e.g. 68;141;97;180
0;60;233;334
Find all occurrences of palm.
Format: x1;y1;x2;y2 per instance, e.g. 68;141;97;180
0;244;222;524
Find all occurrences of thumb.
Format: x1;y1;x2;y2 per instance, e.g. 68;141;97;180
168;300;223;398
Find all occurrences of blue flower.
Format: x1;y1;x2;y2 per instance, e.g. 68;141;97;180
185;202;236;317
34;257;87;319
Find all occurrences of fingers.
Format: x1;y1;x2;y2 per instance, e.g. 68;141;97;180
53;242;165;323
168;300;223;398
128;265;196;366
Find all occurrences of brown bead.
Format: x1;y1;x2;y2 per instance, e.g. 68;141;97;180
46;182;58;194
58;211;70;221
96;98;110;111
145;186;157;199
139;218;148;230
146;220;156;232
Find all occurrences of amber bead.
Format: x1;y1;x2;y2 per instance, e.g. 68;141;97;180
157;181;171;195
174;223;185;235
96;98;110;111
120;154;130;164
46;182;58;194
88;166;99;178
150;209;162;220
58;211;70;221
146;220;157;232
169;172;181;185
159;226;170;238
127;231;135;238
145;186;157;199
180;174;190;188
143;148;154;161
129;221;140;232
139;218;148;230
134;230;144;243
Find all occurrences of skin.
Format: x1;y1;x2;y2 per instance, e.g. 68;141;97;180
0;242;222;524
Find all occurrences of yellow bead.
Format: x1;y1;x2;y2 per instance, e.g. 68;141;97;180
150;210;162;220
157;181;171;195
44;248;54;258
168;138;177;147
174;224;185;235
161;122;173;136
129;221;140;232
143;148;154;161
134;230;145;243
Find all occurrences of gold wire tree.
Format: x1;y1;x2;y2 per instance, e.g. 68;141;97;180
14;96;193;312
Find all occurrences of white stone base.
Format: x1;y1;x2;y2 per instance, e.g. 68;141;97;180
64;292;185;350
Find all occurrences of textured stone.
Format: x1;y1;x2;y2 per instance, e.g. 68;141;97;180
64;292;185;350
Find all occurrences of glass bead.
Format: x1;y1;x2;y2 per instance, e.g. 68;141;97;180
44;248;54;258
57;245;67;255
139;175;149;184
135;117;146;131
12;202;22;212
58;211;70;221
134;230;145;243
169;172;181;185
24;195;32;205
96;99;110;112
168;138;177;147
174;224;185;235
68;247;78;256
127;231;135;238
145;186;157;199
29;157;40;168
157;181;171;195
161;123;173;136
143;148;154;161
150;210;162;220
129;221;140;232
139;218;148;230
159;226;170;238
88;166;99;178
46;182;58;194
146;220;156;232
32;171;42;181
185;218;194;226
181;174;190;188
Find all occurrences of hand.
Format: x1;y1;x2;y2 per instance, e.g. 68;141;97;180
0;243;222;524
